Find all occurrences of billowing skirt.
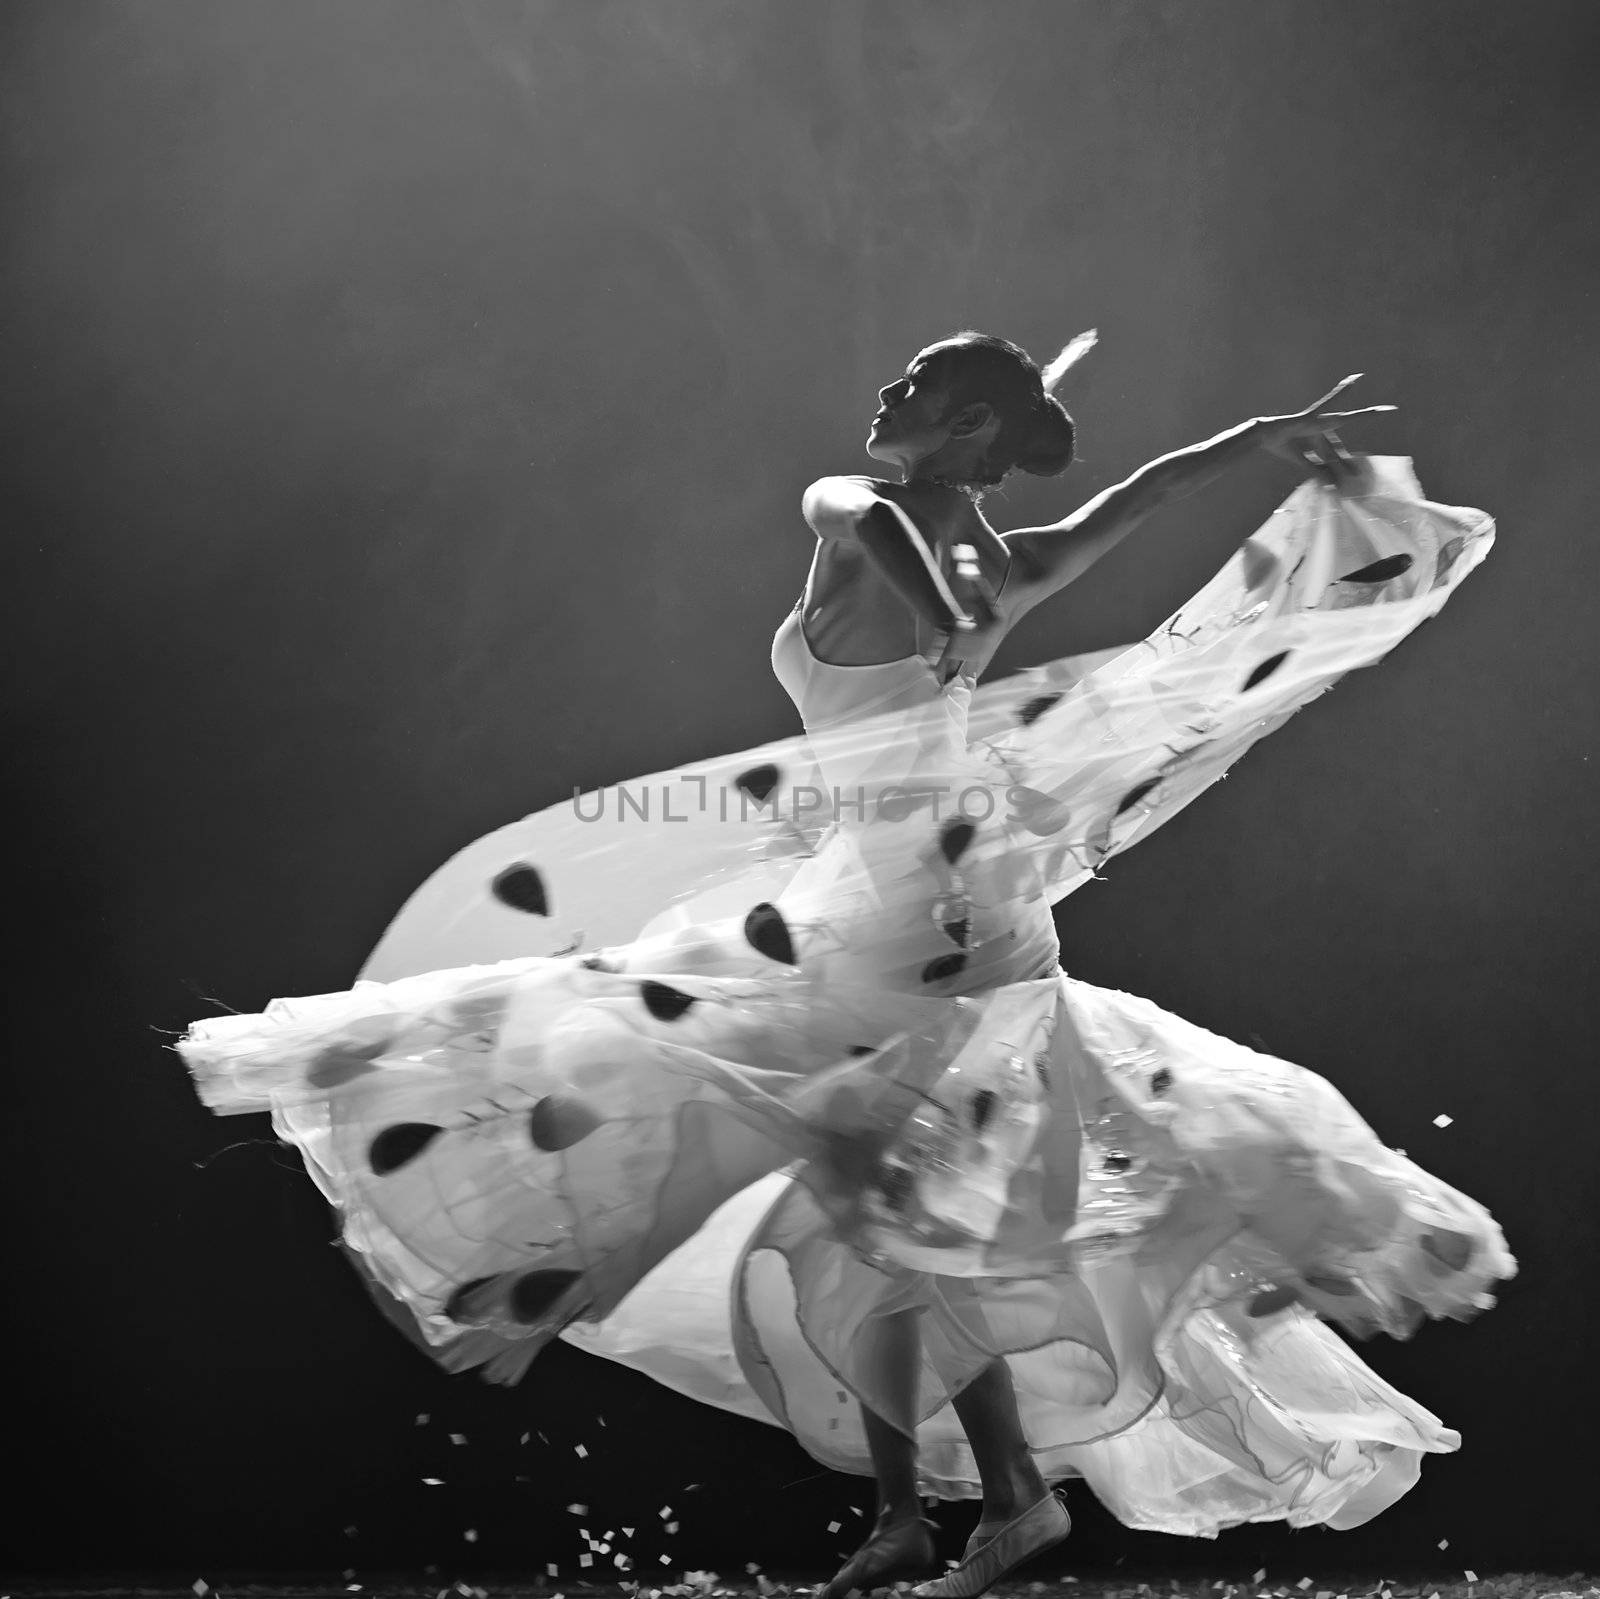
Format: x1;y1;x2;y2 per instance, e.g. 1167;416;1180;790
179;458;1512;1536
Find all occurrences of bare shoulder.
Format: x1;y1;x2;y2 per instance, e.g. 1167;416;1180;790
800;475;894;539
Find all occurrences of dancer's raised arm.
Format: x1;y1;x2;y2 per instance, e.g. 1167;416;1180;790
1003;376;1395;606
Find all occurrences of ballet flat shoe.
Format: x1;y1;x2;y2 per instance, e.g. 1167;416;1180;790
908;1490;1071;1599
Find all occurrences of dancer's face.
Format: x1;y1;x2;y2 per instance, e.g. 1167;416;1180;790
866;345;958;472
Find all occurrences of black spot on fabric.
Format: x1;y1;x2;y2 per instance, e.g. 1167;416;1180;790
939;818;976;864
444;1275;500;1322
848;1045;877;1057
878;1165;914;1215
578;954;616;972
640;980;697;1020
1035;1057;1052;1090
921;951;968;984
941;916;971;948
1247;1285;1299;1317
491;864;549;915
528;1095;602;1151
1420;1229;1476;1272
970;1089;997;1133
744;902;796;964
1115;778;1161;816
1303;1272;1360;1296
1339;553;1414;585
1018;692;1064;727
734;763;780;803
509;1268;584;1324
1102;1151;1132;1174
1150;1067;1173;1096
305;1044;383;1089
1242;651;1290;691
368;1122;444;1176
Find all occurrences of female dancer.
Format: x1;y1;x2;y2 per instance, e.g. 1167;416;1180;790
180;331;1510;1599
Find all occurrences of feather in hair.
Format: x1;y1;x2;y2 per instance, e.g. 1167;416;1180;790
1040;329;1098;396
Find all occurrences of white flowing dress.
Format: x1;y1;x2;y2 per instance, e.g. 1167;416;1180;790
179;456;1512;1537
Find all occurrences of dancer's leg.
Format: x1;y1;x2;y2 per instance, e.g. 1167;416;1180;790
949;1357;1049;1524
817;1308;937;1599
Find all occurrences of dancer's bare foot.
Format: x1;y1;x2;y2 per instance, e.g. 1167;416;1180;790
816;1507;939;1599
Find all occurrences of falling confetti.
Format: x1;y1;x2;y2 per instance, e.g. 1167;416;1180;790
450;1433;467;1446
575;1443;589;1458
416;1413;429;1425
422;1477;445;1486
1465;1573;1479;1585
1434;1113;1454;1128
569;1504;589;1515
1439;1540;1450;1549
464;1529;478;1543
193;1584;209;1597
827;1520;841;1533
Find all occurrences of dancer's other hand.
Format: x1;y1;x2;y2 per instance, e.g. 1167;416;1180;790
1255;374;1393;487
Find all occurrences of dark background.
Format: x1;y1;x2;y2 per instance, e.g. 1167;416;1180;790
4;0;1598;1582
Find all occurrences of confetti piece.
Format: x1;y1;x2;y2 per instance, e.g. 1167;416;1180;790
569;1504;589;1515
624;1526;635;1536
661;1557;673;1566
547;1565;559;1577
1465;1574;1478;1585
193;1584;209;1597
850;1506;864;1517
416;1413;429;1425
666;1522;679;1534
827;1521;842;1533
1438;1540;1449;1550
575;1444;589;1458
1298;1584;1312;1592
660;1507;674;1519
464;1529;478;1543
520;1432;530;1445
422;1477;445;1486
450;1433;467;1446
1254;1576;1267;1587
1434;1114;1454;1128
747;1564;762;1574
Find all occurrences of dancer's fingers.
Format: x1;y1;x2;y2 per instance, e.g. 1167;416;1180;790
1317;404;1396;420
1300;373;1363;416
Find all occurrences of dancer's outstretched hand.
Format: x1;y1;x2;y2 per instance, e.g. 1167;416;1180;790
1256;374;1394;486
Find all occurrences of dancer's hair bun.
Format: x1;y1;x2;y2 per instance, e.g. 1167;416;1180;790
1016;394;1076;478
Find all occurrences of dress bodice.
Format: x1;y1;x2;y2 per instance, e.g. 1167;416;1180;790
770;544;1012;733
769;605;965;728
